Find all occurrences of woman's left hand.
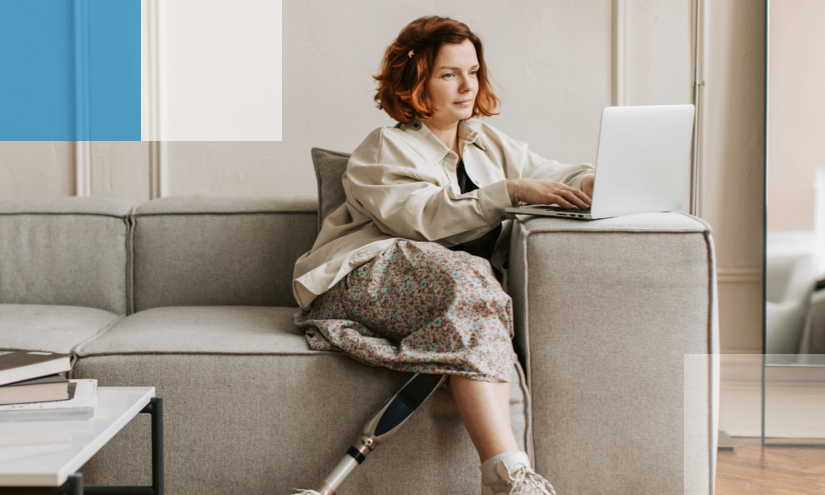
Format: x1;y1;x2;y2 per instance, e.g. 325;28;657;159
581;175;595;199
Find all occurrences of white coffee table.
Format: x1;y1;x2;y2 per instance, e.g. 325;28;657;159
0;387;163;495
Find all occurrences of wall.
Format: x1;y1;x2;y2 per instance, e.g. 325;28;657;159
700;0;765;353
0;0;767;353
0;0;692;197
766;0;825;234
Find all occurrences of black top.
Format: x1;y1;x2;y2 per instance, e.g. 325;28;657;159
448;159;502;263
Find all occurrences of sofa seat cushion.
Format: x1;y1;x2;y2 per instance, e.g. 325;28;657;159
72;306;532;495
75;306;310;356
0;304;121;354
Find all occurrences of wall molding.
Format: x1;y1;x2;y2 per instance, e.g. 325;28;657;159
149;141;165;199
144;0;167;198
691;0;706;216
717;267;762;284
74;0;91;197
74;141;91;197
611;0;630;106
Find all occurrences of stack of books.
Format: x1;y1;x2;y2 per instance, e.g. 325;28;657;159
0;351;97;421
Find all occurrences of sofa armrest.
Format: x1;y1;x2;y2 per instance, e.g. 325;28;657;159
508;212;719;495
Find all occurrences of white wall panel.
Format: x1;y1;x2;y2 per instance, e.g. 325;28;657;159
628;0;694;106
480;0;613;166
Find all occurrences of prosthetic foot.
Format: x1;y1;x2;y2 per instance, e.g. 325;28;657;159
292;373;447;495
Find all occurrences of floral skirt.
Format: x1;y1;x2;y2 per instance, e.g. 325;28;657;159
294;240;516;382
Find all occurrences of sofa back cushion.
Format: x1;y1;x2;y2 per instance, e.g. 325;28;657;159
0;198;136;314
131;196;317;312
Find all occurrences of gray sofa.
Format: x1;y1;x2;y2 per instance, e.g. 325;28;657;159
0;195;718;495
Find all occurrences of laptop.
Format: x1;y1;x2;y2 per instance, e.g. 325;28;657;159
505;104;695;220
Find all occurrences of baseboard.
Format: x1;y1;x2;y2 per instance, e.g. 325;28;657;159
719;354;825;438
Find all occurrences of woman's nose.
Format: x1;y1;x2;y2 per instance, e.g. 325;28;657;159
459;75;476;91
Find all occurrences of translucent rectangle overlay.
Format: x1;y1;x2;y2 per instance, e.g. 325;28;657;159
696;353;825;492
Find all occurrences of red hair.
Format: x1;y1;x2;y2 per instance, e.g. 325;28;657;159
373;16;500;123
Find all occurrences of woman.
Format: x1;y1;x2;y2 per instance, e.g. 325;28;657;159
293;16;595;495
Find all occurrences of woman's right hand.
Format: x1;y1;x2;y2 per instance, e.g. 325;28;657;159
508;178;592;209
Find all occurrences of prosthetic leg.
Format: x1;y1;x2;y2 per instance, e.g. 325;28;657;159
292;373;448;495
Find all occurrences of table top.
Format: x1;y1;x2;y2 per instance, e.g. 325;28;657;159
0;386;154;487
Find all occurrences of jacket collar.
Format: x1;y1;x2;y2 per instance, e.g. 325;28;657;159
400;117;487;163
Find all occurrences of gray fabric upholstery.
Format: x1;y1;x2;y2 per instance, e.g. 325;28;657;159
311;148;350;230
0;304;120;354
0;195;718;495
73;306;531;495
508;212;717;495
131;196;318;312
0;197;137;216
75;306;309;356
0;198;135;314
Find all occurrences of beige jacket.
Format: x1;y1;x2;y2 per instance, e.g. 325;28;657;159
292;118;595;309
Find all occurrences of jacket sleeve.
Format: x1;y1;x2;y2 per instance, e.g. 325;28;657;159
480;122;595;189
343;129;511;244
523;149;596;190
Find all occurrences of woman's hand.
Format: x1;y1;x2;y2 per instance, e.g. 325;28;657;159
508;178;592;209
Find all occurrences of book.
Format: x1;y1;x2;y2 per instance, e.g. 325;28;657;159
0;380;97;422
0;352;71;386
0;374;72;406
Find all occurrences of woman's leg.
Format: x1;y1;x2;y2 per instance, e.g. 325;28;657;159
450;375;519;462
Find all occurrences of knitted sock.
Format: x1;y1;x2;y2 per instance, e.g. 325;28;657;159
480;451;525;486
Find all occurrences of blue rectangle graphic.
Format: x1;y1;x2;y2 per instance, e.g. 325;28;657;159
0;0;141;141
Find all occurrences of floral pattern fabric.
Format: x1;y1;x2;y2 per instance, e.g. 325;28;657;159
294;240;516;382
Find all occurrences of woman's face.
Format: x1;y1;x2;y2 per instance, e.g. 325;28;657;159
426;39;479;127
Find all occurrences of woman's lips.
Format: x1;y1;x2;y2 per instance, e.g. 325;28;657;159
454;99;473;106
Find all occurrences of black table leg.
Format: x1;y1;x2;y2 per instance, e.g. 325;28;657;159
68;473;83;495
84;397;163;495
147;398;163;495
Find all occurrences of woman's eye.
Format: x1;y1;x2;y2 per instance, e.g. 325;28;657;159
470;70;478;76
443;73;454;79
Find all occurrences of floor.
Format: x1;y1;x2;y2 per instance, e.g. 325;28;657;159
716;437;825;494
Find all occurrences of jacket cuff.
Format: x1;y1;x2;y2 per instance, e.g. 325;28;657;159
477;179;511;225
569;173;595;191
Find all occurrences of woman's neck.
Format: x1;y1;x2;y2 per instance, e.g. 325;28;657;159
423;119;461;158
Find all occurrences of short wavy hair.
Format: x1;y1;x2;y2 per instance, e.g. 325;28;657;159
374;16;500;124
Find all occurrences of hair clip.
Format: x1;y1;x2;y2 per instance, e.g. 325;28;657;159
408;50;414;59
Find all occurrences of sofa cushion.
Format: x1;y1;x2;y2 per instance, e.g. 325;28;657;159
72;306;532;495
0;198;136;314
0;304;121;354
75;306;308;356
130;196;318;312
310;147;350;230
